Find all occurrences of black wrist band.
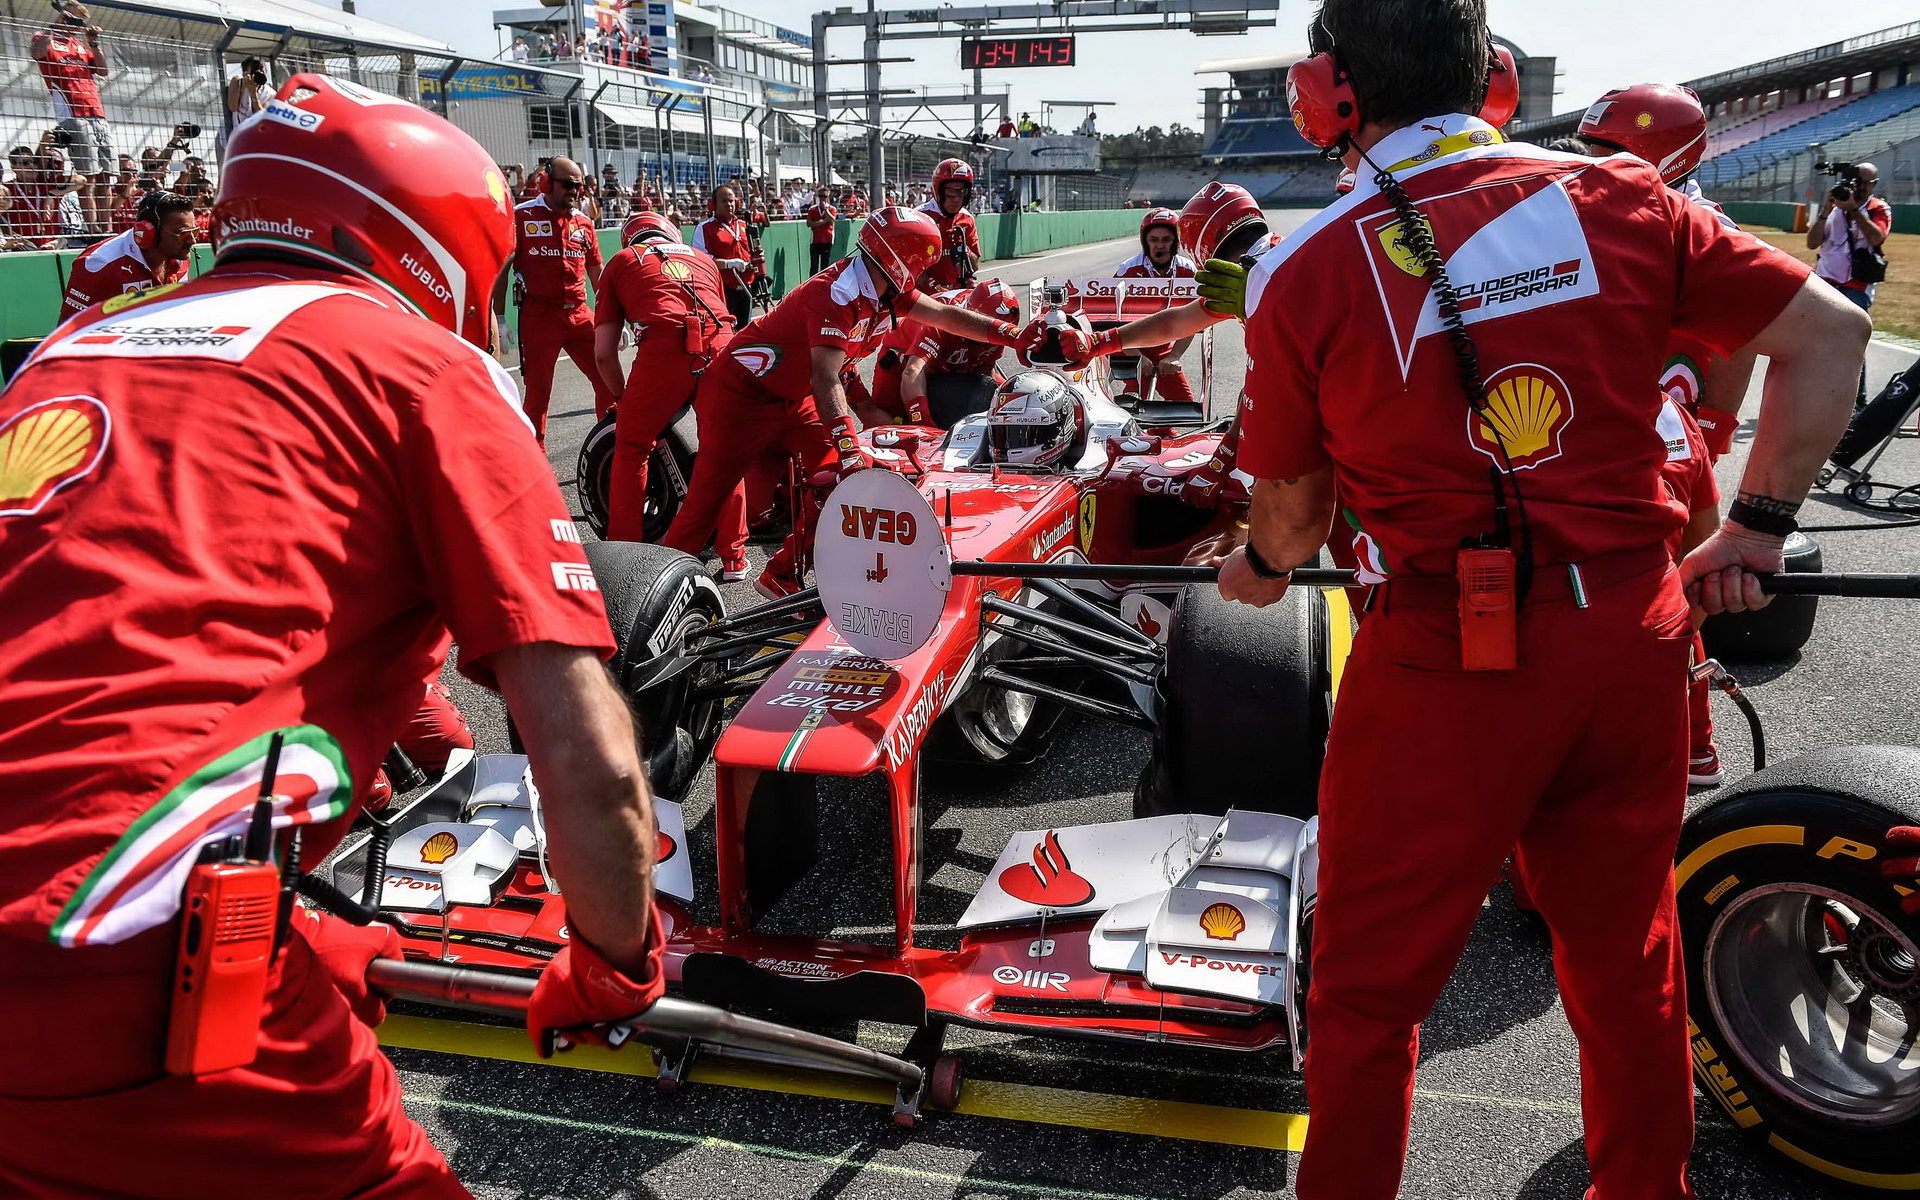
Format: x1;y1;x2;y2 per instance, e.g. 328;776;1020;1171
1243;539;1292;581
1726;499;1798;537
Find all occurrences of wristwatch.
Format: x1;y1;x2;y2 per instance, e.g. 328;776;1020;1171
1242;540;1292;581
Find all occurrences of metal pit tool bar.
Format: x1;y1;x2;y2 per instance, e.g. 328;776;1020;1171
367;959;924;1092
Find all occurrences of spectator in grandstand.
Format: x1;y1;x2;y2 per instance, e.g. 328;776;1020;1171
32;1;112;236
0;184;37;250
173;156;211;196
1018;113;1037;137
1077;109;1098;137
9;140;65;243
188;179;214;243
635;32;654;73
508;36;529;62
600;166;630;224
996;115;1015;138
532;33;553;59
59;188;194;317
107;159;139;228
1808;160;1892;405
221;56;272;155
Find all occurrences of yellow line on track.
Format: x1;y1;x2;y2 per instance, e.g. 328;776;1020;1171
381;1014;1307;1152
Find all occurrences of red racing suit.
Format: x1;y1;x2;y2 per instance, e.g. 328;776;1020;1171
60;227;186;319
512;192;615;440
593;237;738;546
660;256;916;574
1238;115;1811;1200
0;263;615;1199
690;215;760;328
1115;249;1199;404
918;199;980;289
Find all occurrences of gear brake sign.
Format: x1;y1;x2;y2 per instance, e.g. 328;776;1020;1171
814;470;952;661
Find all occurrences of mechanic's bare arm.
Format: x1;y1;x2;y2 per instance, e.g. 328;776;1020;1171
1805;208;1828;252
1852;205;1890;250
1730;279;1868;521
904;292;1018;345
1247;469;1338;570
592;320;624;396
493;642;657;973
811;344;854;424
899;354;930;411
491;267;510;319
1111;300;1224;350
1699;347;1759;418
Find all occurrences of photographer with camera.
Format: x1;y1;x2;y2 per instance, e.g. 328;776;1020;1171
221;56;271;156
31;1;112;236
1808;159;1891;405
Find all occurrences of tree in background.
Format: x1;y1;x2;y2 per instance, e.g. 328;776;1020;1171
1100;123;1204;169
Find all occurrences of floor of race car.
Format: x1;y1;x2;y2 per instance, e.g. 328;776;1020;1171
387;221;1917;1199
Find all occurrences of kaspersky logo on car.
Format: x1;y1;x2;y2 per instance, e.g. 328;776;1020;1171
731;345;781;378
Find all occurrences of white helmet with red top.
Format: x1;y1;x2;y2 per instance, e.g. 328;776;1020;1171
213;74;513;348
857;206;943;293
985;370;1084;469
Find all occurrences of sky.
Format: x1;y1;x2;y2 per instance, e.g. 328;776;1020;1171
352;0;1920;134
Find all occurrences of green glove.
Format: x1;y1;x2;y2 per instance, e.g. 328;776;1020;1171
1195;257;1249;320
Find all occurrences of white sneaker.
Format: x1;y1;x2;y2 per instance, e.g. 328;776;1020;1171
718;565;748;584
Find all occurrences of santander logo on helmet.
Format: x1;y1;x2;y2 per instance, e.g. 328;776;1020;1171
213;73;515;348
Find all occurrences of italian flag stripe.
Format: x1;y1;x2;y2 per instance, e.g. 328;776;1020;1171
50;725;350;947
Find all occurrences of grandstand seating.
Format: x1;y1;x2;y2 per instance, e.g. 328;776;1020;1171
1813;101;1920;166
1700;81;1920;185
1205;116;1317;160
1266;160;1343;201
1703;95;1854;158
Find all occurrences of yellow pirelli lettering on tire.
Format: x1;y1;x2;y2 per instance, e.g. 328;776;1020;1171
1815;836;1877;862
1673;824;1805;889
1687;1018;1762;1129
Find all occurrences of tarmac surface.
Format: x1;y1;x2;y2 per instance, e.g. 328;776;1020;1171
398;212;1920;1199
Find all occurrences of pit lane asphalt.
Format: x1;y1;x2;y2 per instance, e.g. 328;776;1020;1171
406;214;1919;1199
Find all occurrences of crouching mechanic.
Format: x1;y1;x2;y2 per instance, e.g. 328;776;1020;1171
1113;207;1200;405
892;279;1021;427
660;206;1025;598
593;210;739;550
59;187;196;319
1219;4;1867;1197
497;154;617;444
1579;82;1756;461
0;76;668;1199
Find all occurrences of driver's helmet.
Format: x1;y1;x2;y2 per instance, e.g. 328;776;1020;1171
985;371;1084;468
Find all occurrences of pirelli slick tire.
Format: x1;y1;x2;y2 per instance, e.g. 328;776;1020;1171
576;405;700;542
587;540;726;798
1700;531;1822;660
1135;583;1329;821
1675;745;1920;1192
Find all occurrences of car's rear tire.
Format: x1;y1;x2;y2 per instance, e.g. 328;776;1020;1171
587;540;726;798
1135;584;1329;820
576;406;700;542
1700;531;1822;660
1675;746;1920;1191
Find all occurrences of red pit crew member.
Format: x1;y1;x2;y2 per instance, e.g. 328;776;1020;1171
1580;83;1756;461
1115;206;1200;405
893;279;1020;427
594;210;741;554
497;154;616;444
691;184;760;331
0;75;669;1199
660;207;1023;599
1222;6;1867;1197
806;186;838;277
59;187;195;319
920;158;981;289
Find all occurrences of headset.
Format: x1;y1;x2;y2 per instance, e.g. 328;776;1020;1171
1288;38;1518;153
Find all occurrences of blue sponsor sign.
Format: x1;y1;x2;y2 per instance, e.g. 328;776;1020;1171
419;66;562;101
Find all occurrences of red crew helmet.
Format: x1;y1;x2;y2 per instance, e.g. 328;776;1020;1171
1139;206;1180;253
961;276;1020;323
1579;83;1708;186
215;74;513;347
1178;183;1265;263
623;210;680;245
858;206;943;292
932;157;975;195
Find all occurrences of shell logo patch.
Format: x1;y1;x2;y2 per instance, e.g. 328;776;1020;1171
0;396;110;518
1378;215;1433;278
102;281;183;316
485;169;508;208
1468;364;1574;470
1636;111;1655;129
419;830;460;865
524;220;552;238
731;344;781;378
662;258;693;281
1200;901;1247;941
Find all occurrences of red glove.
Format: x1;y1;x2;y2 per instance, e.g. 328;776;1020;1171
526;911;667;1056
1882;827;1920;916
1015;318;1053;366
828;413;872;479
296;908;404;1027
1692;405;1738;461
1182;420;1243;509
984;319;1020;348
1058;326;1121;369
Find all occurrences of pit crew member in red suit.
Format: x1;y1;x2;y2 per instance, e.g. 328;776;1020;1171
59;187;195;318
660;206;1024;599
920;157;981;289
0;75;668;1200
805;186;837;276
844;190;868;218
894;279;1020;426
1114;206;1200;405
691;183;760;331
1221;6;1866;1197
497;154;616;444
593;210;741;558
1581;82;1755;461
